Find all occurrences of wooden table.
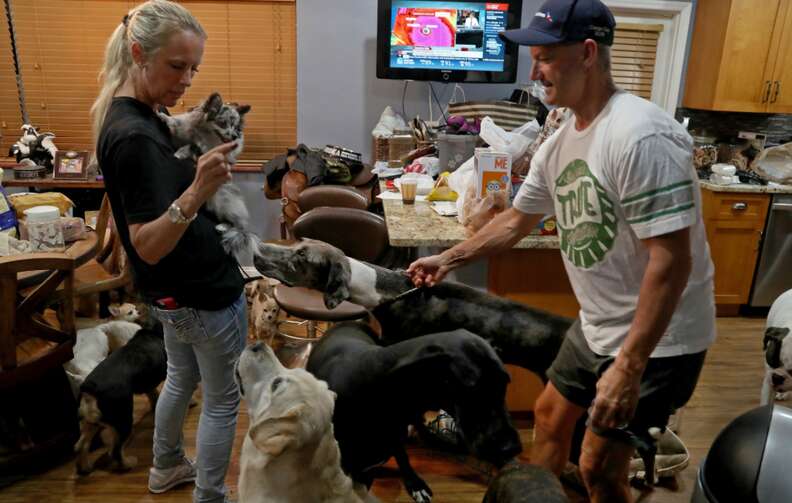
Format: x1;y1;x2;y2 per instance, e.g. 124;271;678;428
2;168;104;190
17;230;99;289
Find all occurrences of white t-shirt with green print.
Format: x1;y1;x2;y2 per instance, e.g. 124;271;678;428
514;91;716;358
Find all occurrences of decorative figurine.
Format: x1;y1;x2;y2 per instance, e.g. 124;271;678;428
8;124;58;171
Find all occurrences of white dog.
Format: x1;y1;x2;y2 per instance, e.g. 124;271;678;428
761;289;792;405
235;342;377;503
64;320;142;398
75;302;141;331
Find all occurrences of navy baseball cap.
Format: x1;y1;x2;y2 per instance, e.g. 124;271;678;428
500;0;616;46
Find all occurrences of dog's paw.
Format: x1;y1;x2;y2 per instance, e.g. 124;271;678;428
405;477;433;503
776;391;790;401
410;489;432;503
75;457;94;476
174;145;192;160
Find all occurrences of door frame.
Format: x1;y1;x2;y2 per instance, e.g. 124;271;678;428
605;0;693;115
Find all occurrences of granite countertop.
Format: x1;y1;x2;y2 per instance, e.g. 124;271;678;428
700;180;792;194
380;183;559;249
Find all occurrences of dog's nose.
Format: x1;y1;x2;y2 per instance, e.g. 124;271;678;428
251;342;264;353
772;373;786;387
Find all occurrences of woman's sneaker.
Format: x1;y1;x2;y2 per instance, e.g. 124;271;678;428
148;457;196;494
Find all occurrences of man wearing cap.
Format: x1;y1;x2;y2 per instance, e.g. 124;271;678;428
407;0;715;501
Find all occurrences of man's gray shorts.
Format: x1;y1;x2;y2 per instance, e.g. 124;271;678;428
547;319;706;441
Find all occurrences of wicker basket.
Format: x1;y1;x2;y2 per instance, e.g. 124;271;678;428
372;136;390;163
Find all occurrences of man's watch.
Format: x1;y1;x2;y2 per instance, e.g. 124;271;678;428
167;202;196;225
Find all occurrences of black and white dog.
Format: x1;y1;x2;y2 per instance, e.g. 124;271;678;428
254;239;573;379
761;289;792;405
74;322;167;475
307;321;522;503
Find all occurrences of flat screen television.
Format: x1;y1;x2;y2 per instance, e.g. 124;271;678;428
377;0;523;83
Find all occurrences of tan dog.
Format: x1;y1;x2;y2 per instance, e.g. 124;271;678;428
252;296;280;341
235;342;377;503
245;277;280;339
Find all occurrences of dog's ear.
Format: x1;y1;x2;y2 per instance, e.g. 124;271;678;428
764;327;790;368
249;405;304;457
108;304;120;317
323;259;350;309
386;343;455;386
203;92;223;120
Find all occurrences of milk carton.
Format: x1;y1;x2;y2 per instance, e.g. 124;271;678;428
474;148;512;199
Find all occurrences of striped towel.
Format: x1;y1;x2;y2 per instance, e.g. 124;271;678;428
447;100;537;131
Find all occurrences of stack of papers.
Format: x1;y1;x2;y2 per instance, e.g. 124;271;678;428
430;201;458;216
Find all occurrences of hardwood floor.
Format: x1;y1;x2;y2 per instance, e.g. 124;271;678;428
0;317;771;502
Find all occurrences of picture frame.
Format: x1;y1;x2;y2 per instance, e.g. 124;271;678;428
53;150;89;180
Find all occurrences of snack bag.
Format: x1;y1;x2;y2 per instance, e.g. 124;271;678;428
426;172;458;202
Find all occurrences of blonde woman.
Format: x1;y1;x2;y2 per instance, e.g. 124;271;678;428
92;2;245;502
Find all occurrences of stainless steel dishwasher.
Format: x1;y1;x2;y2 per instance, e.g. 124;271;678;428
750;194;792;307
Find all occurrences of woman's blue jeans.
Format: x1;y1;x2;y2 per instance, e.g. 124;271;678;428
152;293;246;503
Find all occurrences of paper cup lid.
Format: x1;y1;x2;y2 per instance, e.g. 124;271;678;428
24;205;60;222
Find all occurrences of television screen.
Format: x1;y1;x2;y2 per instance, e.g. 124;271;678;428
377;0;522;83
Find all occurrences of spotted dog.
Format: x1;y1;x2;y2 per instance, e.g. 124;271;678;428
761;289;792;405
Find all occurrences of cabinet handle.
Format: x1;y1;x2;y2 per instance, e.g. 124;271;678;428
772;202;792;212
762;81;772;103
732;202;748;211
771;81;781;103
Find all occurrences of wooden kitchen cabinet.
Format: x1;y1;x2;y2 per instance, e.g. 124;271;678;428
683;0;792;112
701;189;770;309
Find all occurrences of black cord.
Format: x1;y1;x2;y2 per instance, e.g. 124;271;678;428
428;82;448;125
402;80;409;120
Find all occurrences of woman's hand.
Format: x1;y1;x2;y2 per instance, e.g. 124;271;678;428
190;141;238;204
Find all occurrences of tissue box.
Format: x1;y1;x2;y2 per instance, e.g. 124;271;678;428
475;149;512;199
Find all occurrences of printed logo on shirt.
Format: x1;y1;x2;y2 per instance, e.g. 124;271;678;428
554;159;617;268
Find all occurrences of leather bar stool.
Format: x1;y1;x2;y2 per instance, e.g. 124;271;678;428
297;185;368;213
270;207;389;367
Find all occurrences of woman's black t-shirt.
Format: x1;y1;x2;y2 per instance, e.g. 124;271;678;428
97;97;243;310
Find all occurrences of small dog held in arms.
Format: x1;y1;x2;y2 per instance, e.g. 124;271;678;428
761;288;792;405
235;341;377;503
157;92;257;262
74;323;167;475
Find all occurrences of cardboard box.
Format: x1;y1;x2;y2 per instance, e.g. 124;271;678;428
475;149;512;199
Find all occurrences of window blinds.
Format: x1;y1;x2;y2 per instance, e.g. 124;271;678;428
612;23;663;100
4;0;296;163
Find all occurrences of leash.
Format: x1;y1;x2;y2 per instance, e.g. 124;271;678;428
375;285;425;308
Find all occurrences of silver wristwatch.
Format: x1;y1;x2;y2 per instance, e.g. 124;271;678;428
167;202;196;225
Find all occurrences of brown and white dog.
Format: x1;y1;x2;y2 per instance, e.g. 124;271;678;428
235;341;377;503
245;277;281;340
761;289;792;405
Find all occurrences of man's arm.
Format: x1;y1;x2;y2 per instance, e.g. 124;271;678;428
589;226;693;430
407;207;542;286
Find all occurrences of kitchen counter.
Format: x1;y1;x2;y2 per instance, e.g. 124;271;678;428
700;180;792;194
381;195;559;249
